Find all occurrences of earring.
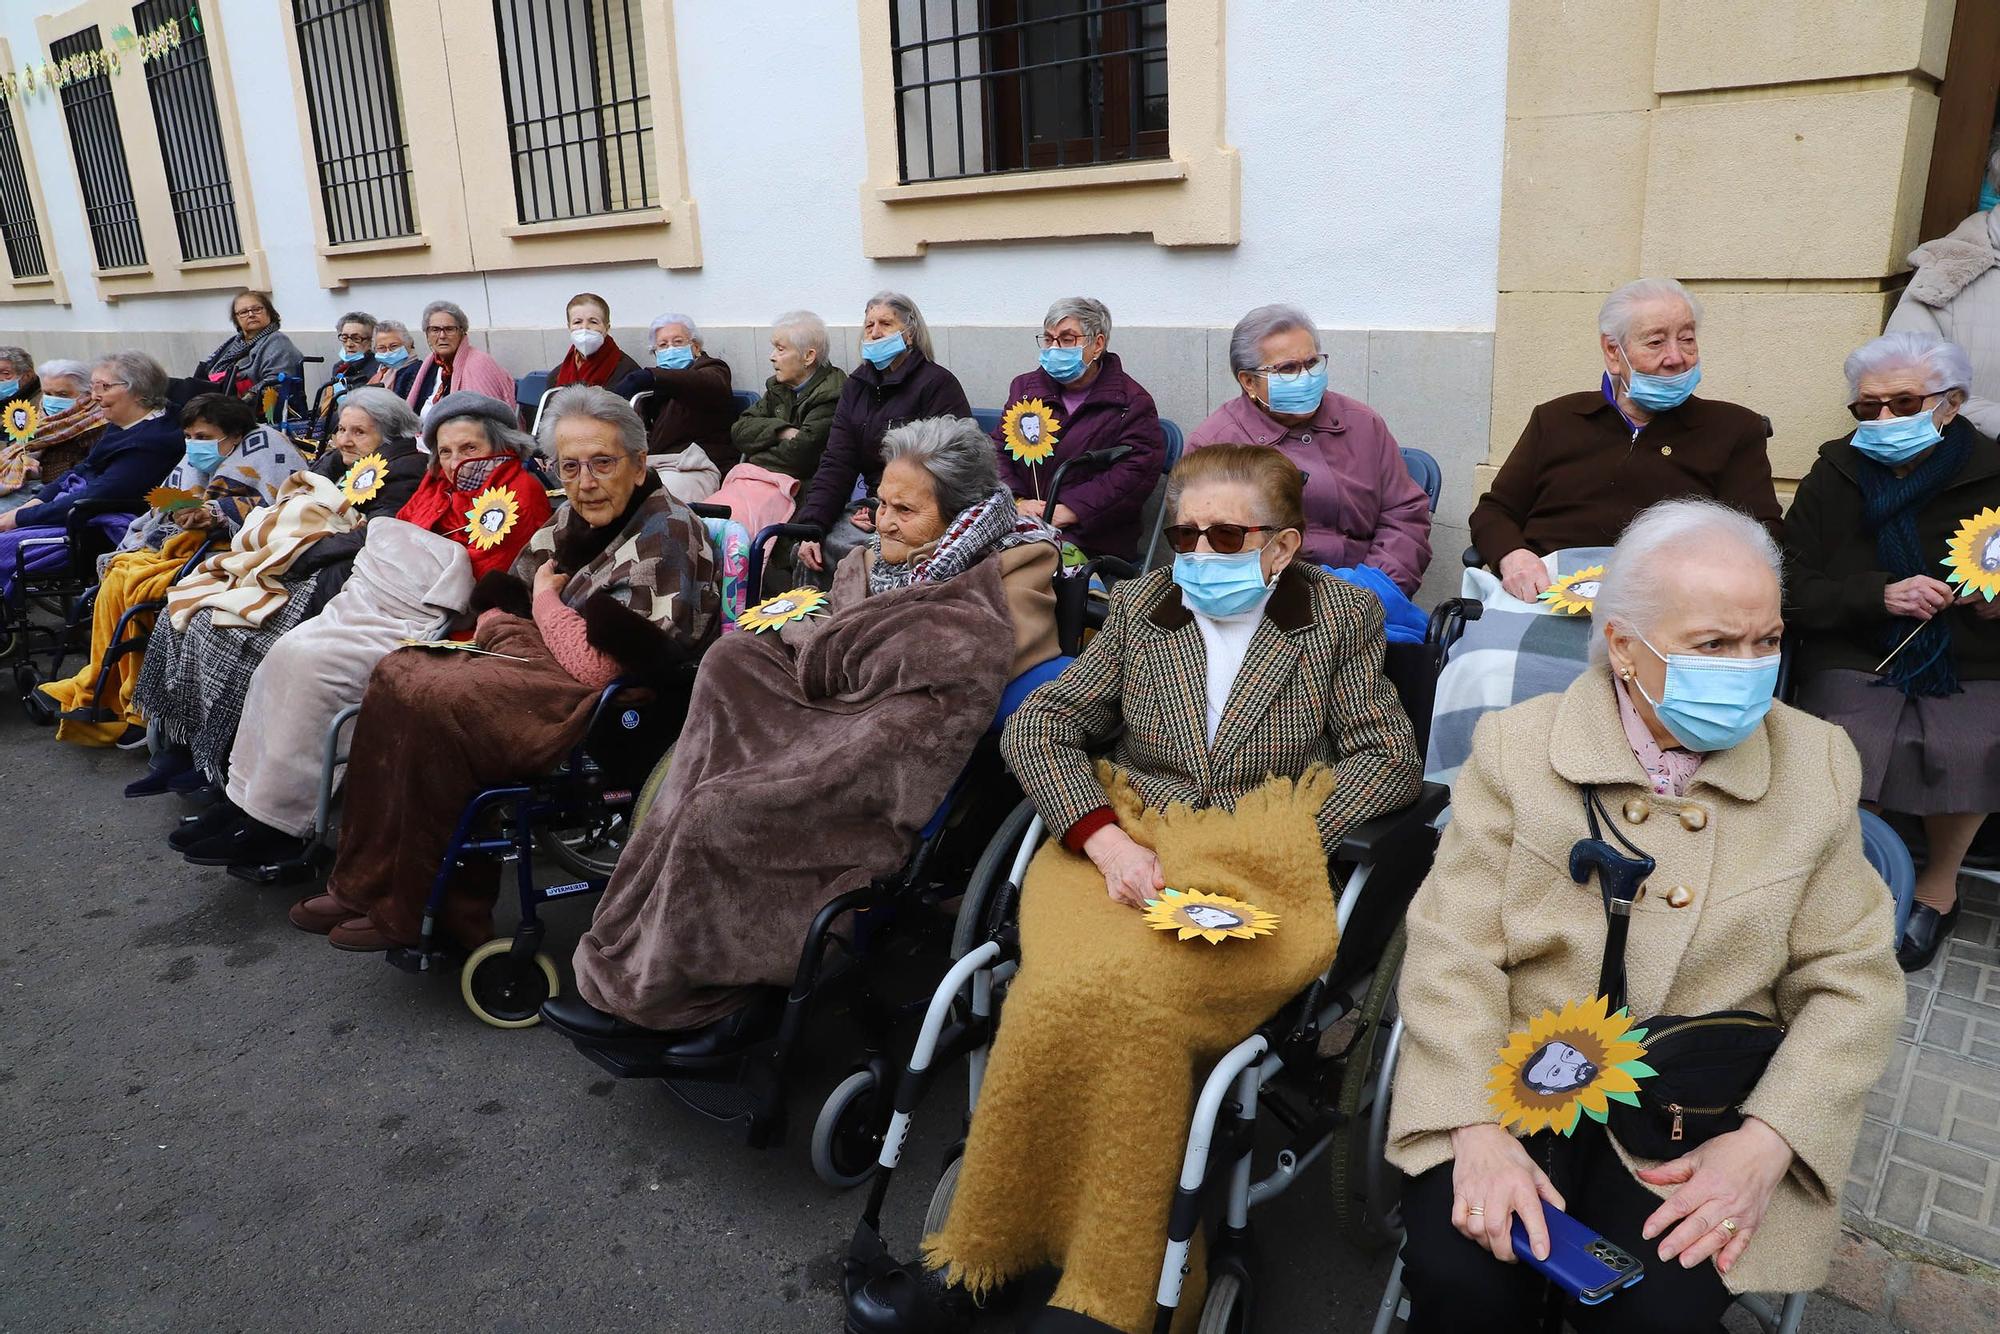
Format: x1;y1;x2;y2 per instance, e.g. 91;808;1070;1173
1620;669;1634;682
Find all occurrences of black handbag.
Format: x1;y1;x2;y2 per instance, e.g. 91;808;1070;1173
1572;787;1786;1159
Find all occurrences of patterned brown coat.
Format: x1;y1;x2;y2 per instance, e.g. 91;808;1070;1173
999;563;1422;854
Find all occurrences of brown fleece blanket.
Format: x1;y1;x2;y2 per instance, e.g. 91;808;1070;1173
573;555;1016;1031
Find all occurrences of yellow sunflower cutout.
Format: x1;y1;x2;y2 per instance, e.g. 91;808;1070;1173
1941;506;2000;603
3;397;40;443
740;587;830;633
1001;398;1061;465
341;451;389;505
146;485;203;514
1538;564;1604;616
1142;888;1280;944
1487;994;1654;1137
464;487;522;553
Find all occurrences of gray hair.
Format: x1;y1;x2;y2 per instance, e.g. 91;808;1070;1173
1228;303;1320;375
1842;329;1974;400
1598;278;1703;345
537;384;647;460
772;309;829;362
865;290;934;361
375;318;415;350
336;310;377;338
93;351;169;409
648;312;702;345
1590;498;1783;663
420;300;469;334
0;345;31;376
1044;297;1112;345
37;358;89;387
337;386;421;447
879;415;998;518
425;392;537;458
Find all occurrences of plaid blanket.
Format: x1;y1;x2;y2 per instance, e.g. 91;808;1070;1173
1423;547;1612;787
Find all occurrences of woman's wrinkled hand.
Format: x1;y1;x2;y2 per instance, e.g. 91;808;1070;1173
1081;823;1164;909
1958;592;2000;621
1885;575;1955;620
533;562;568;599
850;505;876;533
177;503;220;531
1637;1115;1792;1275
1015;498;1047;518
796;540;824;572
1498;548;1550;603
1449;1123;1565;1263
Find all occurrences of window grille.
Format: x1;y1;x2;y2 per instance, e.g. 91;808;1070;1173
890;0;1169;184
53;26;146;270
0;95;48;280
133;0;241;261
492;0;656;224
292;0;417;246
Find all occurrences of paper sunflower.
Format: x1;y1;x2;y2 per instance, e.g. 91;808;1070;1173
464;487;521;553
1538;564;1604;616
1001;398;1061;465
1142;888;1279;944
3;397;40;443
1941;506;2000;603
341;451;389;505
146;486;202;514
739;587;830;633
1486;994;1654;1137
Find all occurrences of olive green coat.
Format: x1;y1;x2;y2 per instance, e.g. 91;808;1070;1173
727;364;846;481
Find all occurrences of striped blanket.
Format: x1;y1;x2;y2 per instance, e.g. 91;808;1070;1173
165;471;355;631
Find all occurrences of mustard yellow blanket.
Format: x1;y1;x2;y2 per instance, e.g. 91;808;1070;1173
39;530;204;746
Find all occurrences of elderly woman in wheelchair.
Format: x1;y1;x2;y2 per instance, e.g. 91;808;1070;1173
845;443;1423;1334
541;414;1061;1062
1387;499;1904;1334
280;385;720;952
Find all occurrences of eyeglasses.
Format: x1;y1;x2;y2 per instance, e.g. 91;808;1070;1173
1847;393;1937;421
337;332;369;346
424;324;461;337
1035;332;1090;349
1162;523;1277;555
1251;354;1328;378
88;380;124;393
556;455;626;481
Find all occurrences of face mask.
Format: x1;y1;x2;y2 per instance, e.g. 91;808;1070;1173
656;345;695;371
339;348;365;364
1039;345;1087;384
377;346;410;368
42;394;74;416
1983;182;2000;212
1630;636;1779;752
0;378;18;400
1263;364;1327;416
571;329;606;357
451;453;505;493
184;438;223;474
861;331;907;370
1172;550;1272;618
1618;345;1701;412
1851;408;1942;466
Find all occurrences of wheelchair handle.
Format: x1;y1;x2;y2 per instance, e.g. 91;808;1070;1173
746;521;829;598
1045;444;1133;519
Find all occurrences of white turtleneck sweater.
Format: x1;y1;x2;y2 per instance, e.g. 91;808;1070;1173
1189;586;1275;745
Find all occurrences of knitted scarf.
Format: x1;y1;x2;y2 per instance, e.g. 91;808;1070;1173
1858;420;1972;697
867;487;1057;594
554;336;629;387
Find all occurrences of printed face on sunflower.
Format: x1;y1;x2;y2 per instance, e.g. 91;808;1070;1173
1182;904;1245;930
1524;1040;1599;1096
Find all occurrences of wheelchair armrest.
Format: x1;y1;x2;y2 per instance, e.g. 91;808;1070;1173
1460;543;1483;569
1046;444;1134;515
1090;555;1140;584
746;521;829;599
690;502;729;520
1336;782;1448;865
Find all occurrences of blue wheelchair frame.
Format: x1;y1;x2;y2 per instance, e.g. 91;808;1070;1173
5;497;149;719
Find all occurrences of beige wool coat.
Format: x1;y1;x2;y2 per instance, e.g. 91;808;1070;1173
1388;667;1905;1295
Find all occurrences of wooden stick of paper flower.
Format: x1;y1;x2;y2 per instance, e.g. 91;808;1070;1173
1873;619;1929;675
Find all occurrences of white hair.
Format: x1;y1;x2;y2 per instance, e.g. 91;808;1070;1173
865;290;934;361
1598;278;1703;345
1590;498;1782;662
648;312;701;345
1842;330;1974;400
37;358;89;385
1228;303;1320;375
772;310;829;362
537;383;647;459
879;416;998;517
375;319;414;349
1043;296;1112;345
421;299;469;333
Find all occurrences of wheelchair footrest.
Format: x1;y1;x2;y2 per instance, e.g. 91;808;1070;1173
55;704;121;723
224;847;330;887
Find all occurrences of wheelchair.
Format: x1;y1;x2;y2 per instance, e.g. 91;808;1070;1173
844;597;1481;1332
2;497;147;721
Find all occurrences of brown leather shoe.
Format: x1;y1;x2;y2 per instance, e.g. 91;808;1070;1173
328;916;410;953
289;894;351;935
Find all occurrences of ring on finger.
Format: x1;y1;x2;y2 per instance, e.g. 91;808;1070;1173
1468;1204;1485;1218
1719;1218;1738;1235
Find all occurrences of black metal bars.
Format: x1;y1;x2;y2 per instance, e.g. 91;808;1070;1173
134;0;242;261
292;0;417;245
492;0;655;224
0;95;49;280
53;25;146;270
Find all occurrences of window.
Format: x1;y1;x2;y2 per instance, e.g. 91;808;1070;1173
492;0;656;224
891;0;1168;184
133;0;241;260
52;25;146;270
0;95;49;280
291;0;417;246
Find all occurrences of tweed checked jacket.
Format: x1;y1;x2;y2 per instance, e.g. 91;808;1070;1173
999;563;1422;854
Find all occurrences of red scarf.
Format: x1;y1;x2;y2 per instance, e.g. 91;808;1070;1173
554;335;628;387
394;454;554;580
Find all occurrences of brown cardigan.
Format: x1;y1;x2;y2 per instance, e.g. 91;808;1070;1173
1470;390;1783;565
642;354;739;471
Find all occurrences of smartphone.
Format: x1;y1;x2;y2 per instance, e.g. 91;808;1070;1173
1510;1203;1645;1305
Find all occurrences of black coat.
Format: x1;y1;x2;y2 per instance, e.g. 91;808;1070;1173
794;351;971;531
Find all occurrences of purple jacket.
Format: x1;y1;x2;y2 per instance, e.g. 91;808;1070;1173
1187;391;1431;594
991;352;1165;560
795;351;971;531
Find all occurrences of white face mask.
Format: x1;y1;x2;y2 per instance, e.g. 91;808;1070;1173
570;329;606;357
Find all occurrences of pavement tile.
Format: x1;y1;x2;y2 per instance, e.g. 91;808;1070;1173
1929;1175;1986;1222
1916;1212;2000;1266
1851;1118;1890;1183
1946;1114;2000;1160
1899;1077;1951;1138
1874;1159;1930;1232
1955;1088;2000;1126
1889;1131;1991;1187
1920;1008;1969;1053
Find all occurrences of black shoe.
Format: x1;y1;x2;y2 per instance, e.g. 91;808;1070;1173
182;819;308;869
169;800;244;851
124;748;195;798
112;724;150;750
655;990;783;1064
1898;901;1961;973
844;1263;975;1334
168;768;216;796
540;995;675;1045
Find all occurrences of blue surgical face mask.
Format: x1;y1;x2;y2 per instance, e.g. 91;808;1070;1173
42;394;74;416
1851;407;1942;466
861;331;907;370
656;344;695;371
0;378;17;400
1263;364;1327;416
1172;550;1273;618
377;346;410;369
1618;345;1702;412
1039;345;1087;384
1983;182;2000;212
340;348;365;364
1631;636;1779;752
184;438;223;474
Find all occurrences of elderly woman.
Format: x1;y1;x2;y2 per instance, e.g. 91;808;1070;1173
390;391;554;579
727;309;844;483
0;359;104;510
796;292;972;577
404;299;515;414
1189;304;1431;592
36;394;308;746
370;320;420;398
1472;278;1782;602
305;311;380;444
1886;149;2000;438
545;415;1059;1056
605;312;737;472
1389;499;1902;1334
283;385;720;950
1786;331;2000;971
846;443;1422;1334
0;345;38;409
180;290;306;415
991;297;1165;561
548;291;640;393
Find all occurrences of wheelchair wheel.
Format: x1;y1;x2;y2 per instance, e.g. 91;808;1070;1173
16;666;52;726
1331;924;1406;1249
630;744;675;829
921;1153;963;1237
460;939;559;1029
541;806;630;881
1197;1271;1248;1334
811;1069;886;1190
949;796;1037;959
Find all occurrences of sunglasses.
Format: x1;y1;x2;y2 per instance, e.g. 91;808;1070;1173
1847;393;1935;421
1162;523;1276;555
